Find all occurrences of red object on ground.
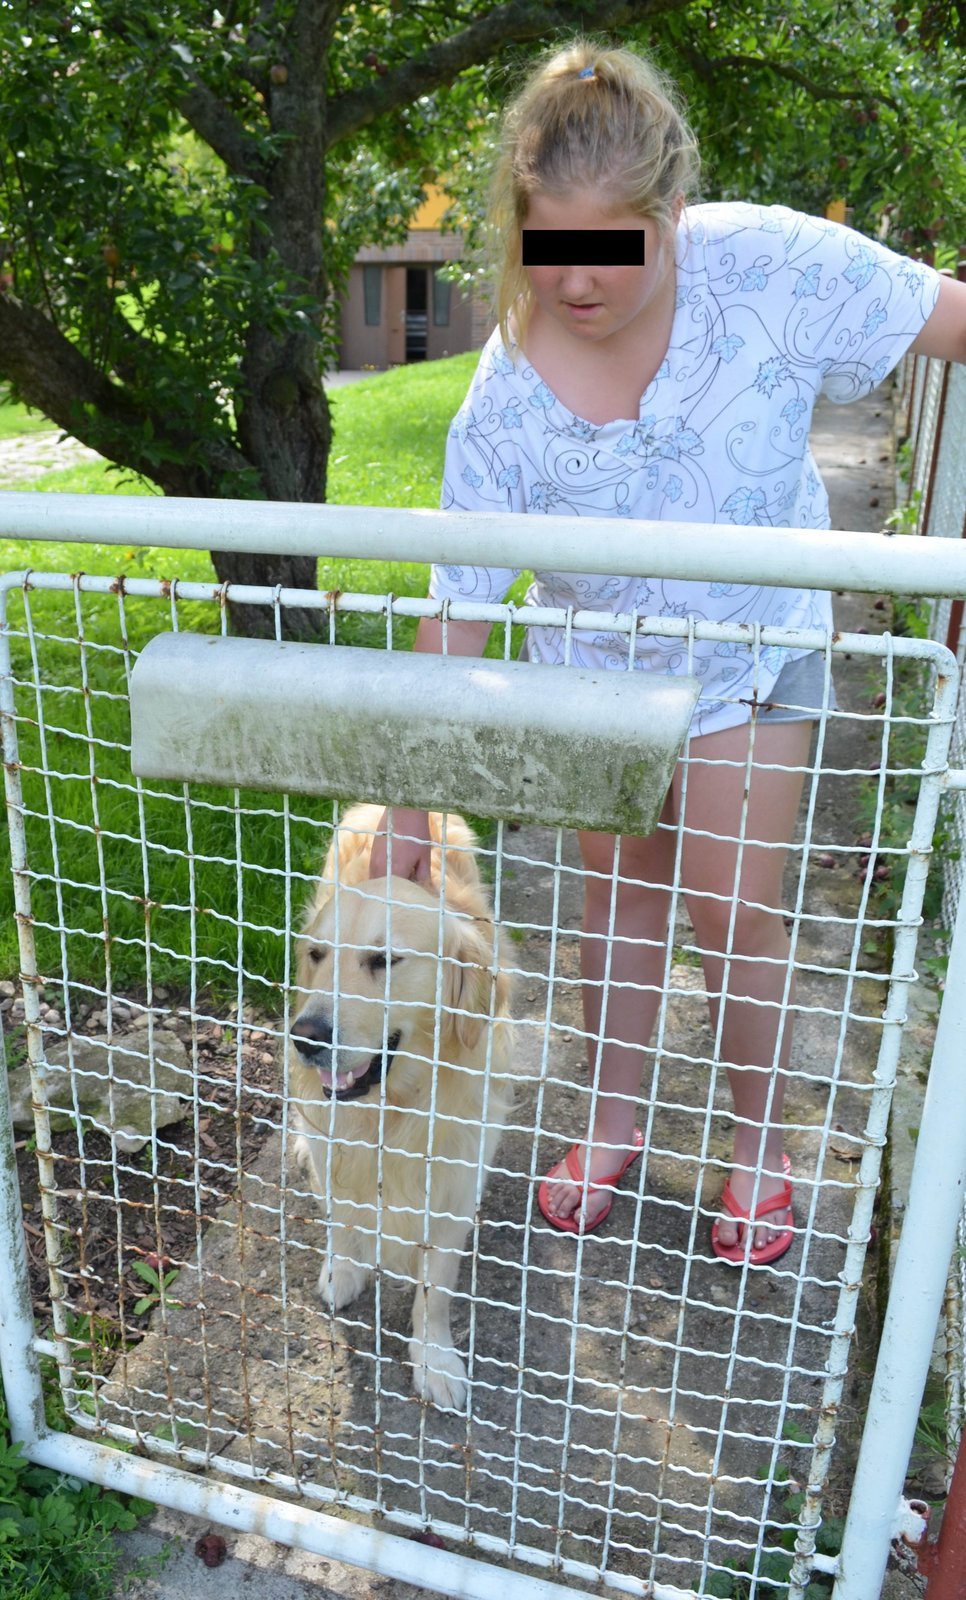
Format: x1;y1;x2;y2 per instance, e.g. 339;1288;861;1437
194;1532;228;1568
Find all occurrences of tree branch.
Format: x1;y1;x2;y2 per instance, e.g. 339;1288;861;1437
88;11;271;183
678;45;902;113
0;291;251;497
176;73;270;182
325;0;693;148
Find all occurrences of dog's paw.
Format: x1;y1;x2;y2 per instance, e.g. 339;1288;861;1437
318;1254;369;1312
409;1337;469;1413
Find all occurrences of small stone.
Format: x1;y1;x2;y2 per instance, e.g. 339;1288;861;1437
0;980;16;1000
912;1458;948;1498
43;1009;62;1028
7;1029;189;1152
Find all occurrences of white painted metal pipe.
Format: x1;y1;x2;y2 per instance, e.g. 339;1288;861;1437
3;489;966;596
831;875;966;1599
21;1430;702;1600
0;1027;48;1445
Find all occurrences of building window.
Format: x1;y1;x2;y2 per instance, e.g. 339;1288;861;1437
432;267;451;327
363;265;381;326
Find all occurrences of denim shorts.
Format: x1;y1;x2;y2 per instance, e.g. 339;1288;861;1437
517;638;836;723
755;649;837;722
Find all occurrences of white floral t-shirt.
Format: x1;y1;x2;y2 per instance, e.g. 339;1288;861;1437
428;203;940;736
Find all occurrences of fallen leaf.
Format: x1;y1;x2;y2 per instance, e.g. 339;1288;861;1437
195;1533;227;1568
829;1126;863;1162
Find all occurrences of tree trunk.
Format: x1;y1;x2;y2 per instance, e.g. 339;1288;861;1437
219;0;339;639
208;549;325;639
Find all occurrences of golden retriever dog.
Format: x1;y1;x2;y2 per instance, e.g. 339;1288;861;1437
287;803;513;1411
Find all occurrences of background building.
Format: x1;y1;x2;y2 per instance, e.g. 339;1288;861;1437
336;186;492;368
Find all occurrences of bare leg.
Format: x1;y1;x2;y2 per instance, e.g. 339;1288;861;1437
677;719;813;1250
542;717;812;1250
541;813;676;1228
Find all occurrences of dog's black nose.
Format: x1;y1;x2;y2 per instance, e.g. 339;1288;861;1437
291;1012;333;1059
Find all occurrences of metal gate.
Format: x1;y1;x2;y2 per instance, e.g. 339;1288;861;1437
2;494;966;1600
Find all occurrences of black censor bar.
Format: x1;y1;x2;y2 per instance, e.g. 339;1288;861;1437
521;230;646;266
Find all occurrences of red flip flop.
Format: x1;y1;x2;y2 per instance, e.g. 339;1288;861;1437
538;1129;644;1234
710;1164;795;1266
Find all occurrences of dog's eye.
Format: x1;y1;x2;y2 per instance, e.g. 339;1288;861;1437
307;946;327;965
365;950;401;975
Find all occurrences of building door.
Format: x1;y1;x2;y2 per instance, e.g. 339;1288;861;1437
385;268;406;366
405;268;428;362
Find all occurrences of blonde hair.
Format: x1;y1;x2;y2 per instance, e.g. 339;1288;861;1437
483;36;700;356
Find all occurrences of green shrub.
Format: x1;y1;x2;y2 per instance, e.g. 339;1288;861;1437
0;1382;152;1600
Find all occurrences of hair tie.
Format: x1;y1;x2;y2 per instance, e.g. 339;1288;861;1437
577;65;595;79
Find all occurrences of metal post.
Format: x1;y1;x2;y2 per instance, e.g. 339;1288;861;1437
0;1019;49;1446
919;1426;966;1595
831;846;966;1599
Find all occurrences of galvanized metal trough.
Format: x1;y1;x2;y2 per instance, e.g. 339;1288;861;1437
129;632;700;834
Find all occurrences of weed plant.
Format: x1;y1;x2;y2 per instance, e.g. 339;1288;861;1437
0;1375;152;1600
705;1426;842;1597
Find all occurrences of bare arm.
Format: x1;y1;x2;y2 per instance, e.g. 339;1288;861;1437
368;614;492;880
909;273;966;365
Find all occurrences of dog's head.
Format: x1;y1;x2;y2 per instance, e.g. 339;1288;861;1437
290;876;509;1106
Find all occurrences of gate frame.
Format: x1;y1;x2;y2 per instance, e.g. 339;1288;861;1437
3;493;966;1600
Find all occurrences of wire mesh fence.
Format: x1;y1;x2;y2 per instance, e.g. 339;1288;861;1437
0;560;959;1599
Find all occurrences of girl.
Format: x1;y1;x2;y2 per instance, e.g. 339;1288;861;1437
369;38;966;1262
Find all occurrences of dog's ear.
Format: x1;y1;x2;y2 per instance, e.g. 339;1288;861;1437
316;812;380;910
429;812;481;893
442;915;511;1051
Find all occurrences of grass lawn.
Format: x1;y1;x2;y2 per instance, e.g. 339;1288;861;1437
0;354;480;582
0;356;525;993
0;384;63;439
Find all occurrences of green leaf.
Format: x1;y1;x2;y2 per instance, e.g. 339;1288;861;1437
704;1571;738;1598
130;1261;162;1288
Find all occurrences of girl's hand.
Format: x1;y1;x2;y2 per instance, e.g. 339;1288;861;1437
368;806;433;882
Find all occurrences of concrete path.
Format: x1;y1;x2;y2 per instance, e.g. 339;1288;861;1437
108;383;928;1599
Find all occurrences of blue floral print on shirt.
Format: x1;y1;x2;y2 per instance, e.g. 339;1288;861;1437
428;203;940;736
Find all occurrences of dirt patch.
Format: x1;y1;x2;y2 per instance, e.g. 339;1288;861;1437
8;993;283;1339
